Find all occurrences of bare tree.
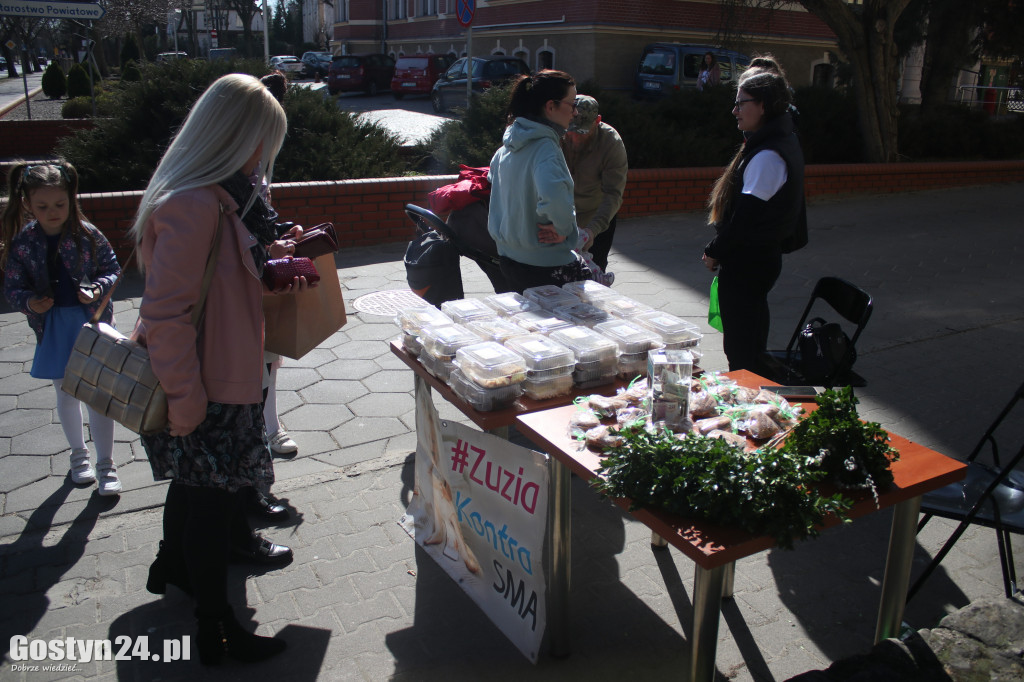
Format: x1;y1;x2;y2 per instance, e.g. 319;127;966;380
219;0;261;56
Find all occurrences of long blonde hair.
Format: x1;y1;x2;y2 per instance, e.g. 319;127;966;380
131;73;287;243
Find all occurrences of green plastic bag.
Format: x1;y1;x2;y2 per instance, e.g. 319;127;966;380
708;276;724;332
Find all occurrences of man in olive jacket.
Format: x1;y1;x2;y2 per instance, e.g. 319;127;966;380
561;95;629;272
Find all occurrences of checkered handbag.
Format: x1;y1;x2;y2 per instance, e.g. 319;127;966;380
61;210;224;434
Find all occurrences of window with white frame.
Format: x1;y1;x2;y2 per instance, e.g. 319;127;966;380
538;49;553;70
392;0;407;19
335;0;347;22
418;0;437;15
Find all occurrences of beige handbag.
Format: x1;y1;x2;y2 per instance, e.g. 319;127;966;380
62;212;223;435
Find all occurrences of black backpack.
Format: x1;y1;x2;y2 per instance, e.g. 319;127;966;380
404;228;463;307
798;317;854;383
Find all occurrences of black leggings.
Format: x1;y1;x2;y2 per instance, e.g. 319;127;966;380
716;249;782;373
498;254;593;295
163;482;252;615
587;216;618;272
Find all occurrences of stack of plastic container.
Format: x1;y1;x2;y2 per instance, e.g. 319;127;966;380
394;305;453;358
417;323;482;384
504;334;577;400
441;297;495;325
562;279;618;304
594;319;664;379
633;310;703;367
549;326;620;389
523;284;580;311
466;317;528;344
450;341;528;411
552;301;612;328
483;292;540;318
511;309;574;335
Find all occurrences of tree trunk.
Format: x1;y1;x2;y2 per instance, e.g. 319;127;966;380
919;1;978;110
800;0;912;162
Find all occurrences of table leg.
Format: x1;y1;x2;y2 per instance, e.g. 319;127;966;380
722;561;735;599
651;531;668;548
548;456;572;658
487;425;510;440
875;496;923;643
691;563;726;682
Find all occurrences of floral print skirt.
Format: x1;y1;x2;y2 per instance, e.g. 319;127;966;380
141;402;274;492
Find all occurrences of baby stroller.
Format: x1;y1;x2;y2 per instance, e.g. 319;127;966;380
403;202;512;306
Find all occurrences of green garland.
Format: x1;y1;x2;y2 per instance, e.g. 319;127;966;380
592;387;898;549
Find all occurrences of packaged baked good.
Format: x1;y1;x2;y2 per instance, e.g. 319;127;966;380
568;408;601;438
585;424;625;452
395;305;452;335
562;279;617;303
466;317;528;344
484;292;539;318
743;410;782;440
616;352;649;380
588;394;628;418
707;429;748;448
616;406;648;428
419;323;483;361
593;295;654;320
593;320;663;355
552;302;612;328
549;326;619;365
695;415;732;435
449;368;523;411
512;310;574;335
504;334;576;371
688;390;719;419
454;341;527;388
401;332;422;357
418;349;454;384
441;297;495;325
634;311;702;349
523;284;581;310
522;373;574;400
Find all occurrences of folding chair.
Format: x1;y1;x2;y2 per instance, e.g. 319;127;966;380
763;276;873;388
907;380;1024;602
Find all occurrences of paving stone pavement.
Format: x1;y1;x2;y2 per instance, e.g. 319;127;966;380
1;184;1022;681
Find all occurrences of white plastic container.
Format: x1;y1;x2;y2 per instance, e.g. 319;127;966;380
562;279;618;303
441;297;496;325
648;349;694;431
484;292;540;318
512;310;573;335
552;302;613;328
593;319;664;355
418;323;482;360
634;311;702;348
504;334;577;372
395;305;452;334
449;368;523;411
617;352;649;379
522;373;574;400
593;295;655;319
466;318;528;344
401;332;422;357
523;284;581;310
454;341;527;389
549;326;619;365
418;349;454;384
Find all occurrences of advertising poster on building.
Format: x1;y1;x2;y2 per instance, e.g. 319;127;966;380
400;377;548;663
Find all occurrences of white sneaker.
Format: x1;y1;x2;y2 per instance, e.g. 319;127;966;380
97;465;122;496
70;449;96;485
268;429;298;455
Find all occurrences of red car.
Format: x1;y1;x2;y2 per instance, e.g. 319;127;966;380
327;53;396;96
390;54;453;99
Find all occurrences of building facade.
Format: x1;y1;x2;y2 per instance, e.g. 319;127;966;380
325;0;838;90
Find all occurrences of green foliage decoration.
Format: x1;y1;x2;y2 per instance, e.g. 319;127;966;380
417;81;515;173
777;386;899;494
66;63;95;99
61;92;116;119
41;61;66;99
593;422;852;549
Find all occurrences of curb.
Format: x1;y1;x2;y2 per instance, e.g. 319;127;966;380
0;84;44;119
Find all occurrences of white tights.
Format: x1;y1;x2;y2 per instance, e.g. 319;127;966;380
262;361;280;435
52;379;114;465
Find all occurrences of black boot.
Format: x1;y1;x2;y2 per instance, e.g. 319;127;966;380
195;606;286;666
146;540;193;596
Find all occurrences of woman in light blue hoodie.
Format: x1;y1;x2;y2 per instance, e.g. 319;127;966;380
488;70;593;293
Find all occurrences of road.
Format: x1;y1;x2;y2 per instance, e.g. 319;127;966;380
328;85;454;145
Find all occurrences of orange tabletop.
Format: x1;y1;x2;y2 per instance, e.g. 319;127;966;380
514;370;968;570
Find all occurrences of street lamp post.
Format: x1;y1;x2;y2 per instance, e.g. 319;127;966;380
173;9;181;54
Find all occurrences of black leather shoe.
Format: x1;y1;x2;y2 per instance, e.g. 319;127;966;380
248;489;289;521
231;534;293;566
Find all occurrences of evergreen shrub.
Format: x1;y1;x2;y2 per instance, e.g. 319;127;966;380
121;60;142;82
41;61;66;99
66;63;95;99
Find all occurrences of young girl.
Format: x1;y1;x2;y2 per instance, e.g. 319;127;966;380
2;161;123;495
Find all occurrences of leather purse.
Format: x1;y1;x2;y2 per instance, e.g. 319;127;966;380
293;222;338;259
262;256;320;290
61;210;224;435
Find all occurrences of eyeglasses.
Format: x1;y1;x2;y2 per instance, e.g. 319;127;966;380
554;98;579;111
733;98;757;109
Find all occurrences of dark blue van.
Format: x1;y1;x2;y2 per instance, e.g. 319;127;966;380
634;44;750;99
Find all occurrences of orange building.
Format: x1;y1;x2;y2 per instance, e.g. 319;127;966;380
324;0;838;91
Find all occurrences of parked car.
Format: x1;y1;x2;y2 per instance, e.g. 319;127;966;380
155;51;188;63
430;56;531;113
633;43;750;99
269;55;304;76
301;51;332;79
327;53;395;95
390;53;453;99
208;47;238;61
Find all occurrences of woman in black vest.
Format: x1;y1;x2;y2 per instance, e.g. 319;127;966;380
702;56;807;373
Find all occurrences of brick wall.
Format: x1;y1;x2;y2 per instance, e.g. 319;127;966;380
73;160;1024;267
0;119;95;158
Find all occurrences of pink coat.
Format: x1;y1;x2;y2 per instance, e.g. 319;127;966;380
133;185;265;431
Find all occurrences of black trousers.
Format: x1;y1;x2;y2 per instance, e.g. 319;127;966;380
716;249;782;373
498;254;592;295
587;215;618;272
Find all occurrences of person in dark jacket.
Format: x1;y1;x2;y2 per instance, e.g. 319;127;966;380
702;56;807;373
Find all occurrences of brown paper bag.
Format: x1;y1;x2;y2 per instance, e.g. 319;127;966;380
263;253;347;359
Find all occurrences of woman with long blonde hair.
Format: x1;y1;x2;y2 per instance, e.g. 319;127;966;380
132;73;307;665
